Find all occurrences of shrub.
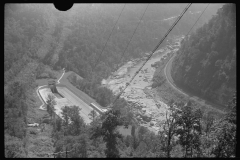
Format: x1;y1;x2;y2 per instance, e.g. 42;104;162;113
140;115;152;122
38;72;49;79
49;72;57;79
29;130;37;135
42;114;50;119
42;118;51;124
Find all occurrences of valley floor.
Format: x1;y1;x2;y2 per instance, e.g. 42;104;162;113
103;42;177;133
103;35;225;133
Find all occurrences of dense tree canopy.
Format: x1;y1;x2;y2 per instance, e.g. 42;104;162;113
4;3;232;158
171;4;236;109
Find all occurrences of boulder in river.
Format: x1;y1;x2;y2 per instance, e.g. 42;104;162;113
150;121;154;126
102;79;107;85
140;114;152;122
142;108;147;113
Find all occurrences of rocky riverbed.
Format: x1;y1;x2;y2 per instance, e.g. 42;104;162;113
102;36;184;133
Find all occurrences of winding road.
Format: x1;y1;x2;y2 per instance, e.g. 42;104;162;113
164;51;225;113
164;53;188;97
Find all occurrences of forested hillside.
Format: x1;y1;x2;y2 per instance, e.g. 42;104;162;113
5;4;221;84
5;3;235;158
171;4;236;109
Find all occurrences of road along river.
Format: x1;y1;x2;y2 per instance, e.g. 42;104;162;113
164;47;225;114
102;36;184;133
36;36;185;132
164;53;189;97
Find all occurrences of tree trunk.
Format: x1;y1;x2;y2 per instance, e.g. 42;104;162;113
185;147;188;158
131;125;136;137
50;110;52;121
53;113;56;129
167;133;171;158
206;132;210;157
184;144;192;158
191;146;193;157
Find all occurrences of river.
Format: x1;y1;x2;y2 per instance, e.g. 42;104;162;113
102;35;184;133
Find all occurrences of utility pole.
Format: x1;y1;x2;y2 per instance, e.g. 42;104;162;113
75;146;77;158
66;146;68;158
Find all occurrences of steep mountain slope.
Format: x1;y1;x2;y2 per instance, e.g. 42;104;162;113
171;4;236;109
4;4;222;84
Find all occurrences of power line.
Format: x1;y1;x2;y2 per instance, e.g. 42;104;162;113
26;4;209;158
117;4;149;69
11;150;24;158
111;3;192;106
49;147;75;158
185;3;210;37
152;3;192;54
93;4;126;71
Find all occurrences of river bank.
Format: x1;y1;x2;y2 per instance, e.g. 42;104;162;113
102;36;184;133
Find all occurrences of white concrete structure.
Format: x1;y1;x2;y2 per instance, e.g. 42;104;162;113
90;103;108;114
27;123;39;127
37;69;65;111
57;86;95;124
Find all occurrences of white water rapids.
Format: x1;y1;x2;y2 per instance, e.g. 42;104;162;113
102;36;184;133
